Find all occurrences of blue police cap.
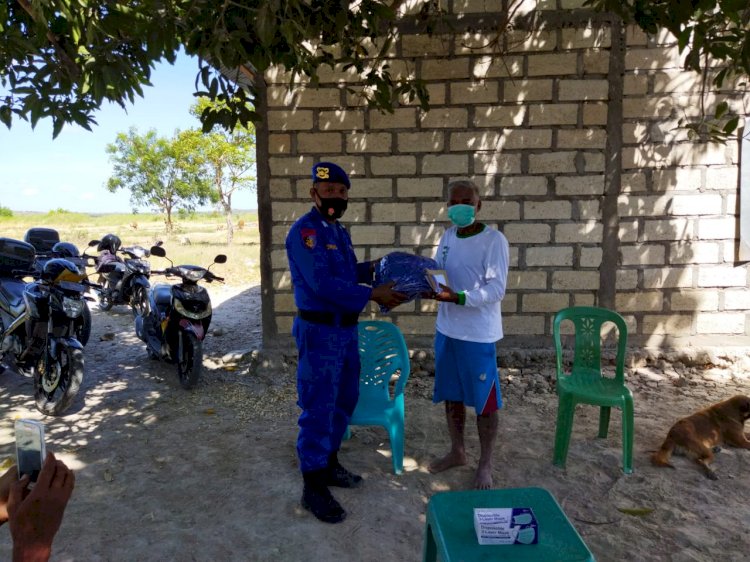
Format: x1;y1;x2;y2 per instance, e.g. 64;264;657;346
312;162;351;189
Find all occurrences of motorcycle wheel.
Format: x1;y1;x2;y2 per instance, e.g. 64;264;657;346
33;346;84;416
75;303;92;346
177;331;202;390
130;285;149;317
99;292;114;311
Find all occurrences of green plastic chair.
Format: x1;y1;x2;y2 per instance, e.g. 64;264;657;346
552;306;633;474
346;320;411;474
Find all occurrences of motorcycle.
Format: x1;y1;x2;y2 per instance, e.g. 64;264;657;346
89;235;153;315
23;228;93;346
0;237;97;415
135;246;226;389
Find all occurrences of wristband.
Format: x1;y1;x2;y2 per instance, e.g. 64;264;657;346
457;291;466;306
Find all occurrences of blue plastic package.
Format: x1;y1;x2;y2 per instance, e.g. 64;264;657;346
374;251;438;312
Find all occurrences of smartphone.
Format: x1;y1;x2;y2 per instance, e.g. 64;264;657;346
15;419;46;483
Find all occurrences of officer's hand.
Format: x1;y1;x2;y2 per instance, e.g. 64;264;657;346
433;283;459;304
371;281;408;310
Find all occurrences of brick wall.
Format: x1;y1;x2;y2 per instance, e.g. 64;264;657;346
256;2;749;350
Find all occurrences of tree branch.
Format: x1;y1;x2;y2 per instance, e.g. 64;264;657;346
15;0;81;80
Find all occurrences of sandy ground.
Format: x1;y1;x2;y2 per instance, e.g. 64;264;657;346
1;285;750;561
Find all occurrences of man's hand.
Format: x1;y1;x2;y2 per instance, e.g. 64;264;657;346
0;464;18;524
370;281;408;310
433;284;459;304
9;452;75;562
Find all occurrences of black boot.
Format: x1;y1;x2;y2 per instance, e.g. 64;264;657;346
301;468;346;524
326;452;363;488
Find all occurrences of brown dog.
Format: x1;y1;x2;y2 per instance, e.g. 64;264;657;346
651;394;750;479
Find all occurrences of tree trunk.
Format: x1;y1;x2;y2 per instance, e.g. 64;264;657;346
165;204;174;233
223;201;234;245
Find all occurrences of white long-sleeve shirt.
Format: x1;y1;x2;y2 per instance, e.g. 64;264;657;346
434;225;510;343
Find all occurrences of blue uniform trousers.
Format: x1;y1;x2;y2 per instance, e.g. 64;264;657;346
294;318;360;473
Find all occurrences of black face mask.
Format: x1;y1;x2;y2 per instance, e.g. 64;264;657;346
316;197;348;220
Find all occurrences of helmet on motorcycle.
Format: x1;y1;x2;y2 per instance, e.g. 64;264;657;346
42;258;85;283
97;234;121;253
52;241;80;258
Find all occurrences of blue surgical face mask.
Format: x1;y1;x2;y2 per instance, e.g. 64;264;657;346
447;204;475;228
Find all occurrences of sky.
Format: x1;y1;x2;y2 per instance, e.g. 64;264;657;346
0;52;257;214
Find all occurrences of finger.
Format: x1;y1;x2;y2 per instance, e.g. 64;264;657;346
0;465;19;483
59;464;75;493
50;460;69;488
35;452;57;490
7;476;28;511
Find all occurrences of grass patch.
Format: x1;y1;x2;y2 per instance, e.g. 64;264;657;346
0;211;261;285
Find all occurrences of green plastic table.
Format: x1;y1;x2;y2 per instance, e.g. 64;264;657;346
422;487;595;562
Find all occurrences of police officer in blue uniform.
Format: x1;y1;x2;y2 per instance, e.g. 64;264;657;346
286;162;406;523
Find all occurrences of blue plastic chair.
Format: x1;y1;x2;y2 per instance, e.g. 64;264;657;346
347;320;411;474
552;306;633;474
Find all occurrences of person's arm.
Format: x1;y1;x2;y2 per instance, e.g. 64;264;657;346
286;223;372;312
8;452;75;562
462;234;509;307
434;234;509;306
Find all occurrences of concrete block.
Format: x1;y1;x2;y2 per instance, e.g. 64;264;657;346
370;156;417;175
555;222;604;243
420;108;469;128
529;104;578;126
529;152;577;173
500;176;548;196
474;105;526;127
421;154;469;175
559;80;608;101
526;246;574;267
450;81;500;104
346;132;392;153
298;132;342;153
397;177;444;198
504;223;551;244
556;175;605;196
397;131;445;152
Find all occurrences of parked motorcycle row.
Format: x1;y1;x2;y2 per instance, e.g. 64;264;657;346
0;228;226;416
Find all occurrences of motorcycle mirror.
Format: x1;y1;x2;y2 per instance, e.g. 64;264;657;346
213;254;228;264
88;239;101;247
155;240;164;247
150;246;167;258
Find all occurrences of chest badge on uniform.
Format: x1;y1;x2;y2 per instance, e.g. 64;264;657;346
301;228;317;249
326;244;338;250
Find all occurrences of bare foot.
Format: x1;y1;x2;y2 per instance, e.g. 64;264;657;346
474;463;493;489
429;451;467;474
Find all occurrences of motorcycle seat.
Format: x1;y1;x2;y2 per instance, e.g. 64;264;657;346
152;284;172;307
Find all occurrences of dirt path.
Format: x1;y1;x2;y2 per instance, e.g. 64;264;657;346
1;286;750;561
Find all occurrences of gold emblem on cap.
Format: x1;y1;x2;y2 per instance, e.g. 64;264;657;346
316;167;330;179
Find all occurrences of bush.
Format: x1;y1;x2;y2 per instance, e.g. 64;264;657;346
0;206;13;217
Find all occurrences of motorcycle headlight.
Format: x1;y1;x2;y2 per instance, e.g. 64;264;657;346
62;297;85;318
176;266;205;282
128;259;150;274
174;298;212;320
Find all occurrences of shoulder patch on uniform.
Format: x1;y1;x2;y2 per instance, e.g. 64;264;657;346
301;228;317;249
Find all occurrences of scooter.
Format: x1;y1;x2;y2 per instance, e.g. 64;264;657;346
89;238;153;315
135;246;226;389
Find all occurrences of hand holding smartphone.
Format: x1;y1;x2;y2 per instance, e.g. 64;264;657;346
15;420;46;484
